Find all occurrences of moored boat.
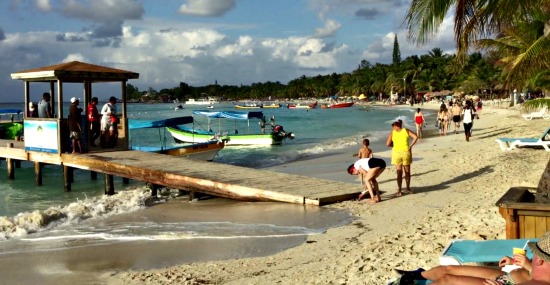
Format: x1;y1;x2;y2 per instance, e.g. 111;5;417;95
185;98;218;105
288;101;317;109
324;102;354;108
129;116;225;161
166;110;295;145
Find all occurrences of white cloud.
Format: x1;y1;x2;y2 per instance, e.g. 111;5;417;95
35;0;52;11
178;0;236;17
313;19;341;38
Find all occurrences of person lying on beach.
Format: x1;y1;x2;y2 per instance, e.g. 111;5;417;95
347;158;386;204
396;251;532;285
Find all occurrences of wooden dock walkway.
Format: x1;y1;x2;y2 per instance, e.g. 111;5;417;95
0;141;360;206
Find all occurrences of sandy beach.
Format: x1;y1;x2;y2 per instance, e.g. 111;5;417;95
98;103;548;284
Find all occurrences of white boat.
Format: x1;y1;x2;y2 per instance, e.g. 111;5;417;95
166;110;295;146
128;116;225;161
185;98;218;105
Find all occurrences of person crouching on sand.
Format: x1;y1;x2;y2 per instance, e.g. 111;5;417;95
347;158;386;204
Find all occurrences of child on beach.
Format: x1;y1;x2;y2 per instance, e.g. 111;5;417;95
347;158;386;204
356;139;374;186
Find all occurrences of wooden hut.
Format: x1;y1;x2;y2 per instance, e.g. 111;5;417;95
11;61;139;155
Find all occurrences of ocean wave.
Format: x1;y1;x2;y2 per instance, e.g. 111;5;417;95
0;188;151;241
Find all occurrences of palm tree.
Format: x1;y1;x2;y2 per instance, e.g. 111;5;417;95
404;0;549;88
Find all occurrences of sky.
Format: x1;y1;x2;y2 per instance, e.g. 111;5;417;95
0;0;455;102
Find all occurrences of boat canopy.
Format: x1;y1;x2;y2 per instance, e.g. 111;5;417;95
0;109;22;115
128;116;193;130
192;110;263;120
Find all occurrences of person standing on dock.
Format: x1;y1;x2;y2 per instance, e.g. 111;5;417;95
87;97;100;146
100;96;118;148
38;92;52;118
68;97;83;154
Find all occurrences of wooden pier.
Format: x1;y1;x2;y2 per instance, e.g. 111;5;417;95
0;141;360;206
4;61;360;206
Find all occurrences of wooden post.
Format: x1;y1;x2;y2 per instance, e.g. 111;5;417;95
147;183;160;197
122;177;129;184
6;143;14;180
90;171;97;180
35;162;42;186
63;165;72;192
104;174;115;195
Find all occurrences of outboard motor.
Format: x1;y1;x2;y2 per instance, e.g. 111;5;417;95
273;125;295;140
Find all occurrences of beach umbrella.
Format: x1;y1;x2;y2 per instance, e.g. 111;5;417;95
358;94;367;100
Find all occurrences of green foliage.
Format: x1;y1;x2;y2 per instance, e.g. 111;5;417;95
392;35;402;65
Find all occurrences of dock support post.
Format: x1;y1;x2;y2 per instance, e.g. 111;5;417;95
63;165;72;192
104;174;115;195
35;162;42;186
122;177;129;184
90;171;97;180
6;143;14;180
147;183;160;197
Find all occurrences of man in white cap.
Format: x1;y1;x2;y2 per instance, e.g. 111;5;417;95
517;231;550;284
68;97;82;154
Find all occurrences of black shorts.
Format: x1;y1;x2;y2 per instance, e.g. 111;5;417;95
453;115;461;123
368;158;386;169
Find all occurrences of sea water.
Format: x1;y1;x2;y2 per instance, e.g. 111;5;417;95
0;102;432;281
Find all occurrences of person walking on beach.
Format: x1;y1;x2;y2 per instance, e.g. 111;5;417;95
437;106;449;136
451;102;462;134
461;101;478;142
386;120;418;196
38;92;52;118
87;97;100;146
68;97;83;154
100;96;118;148
414;108;425;139
347;157;386;204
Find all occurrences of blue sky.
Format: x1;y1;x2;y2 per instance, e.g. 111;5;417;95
0;0;455;102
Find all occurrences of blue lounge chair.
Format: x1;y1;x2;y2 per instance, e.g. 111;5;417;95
496;127;550;151
439;238;535;265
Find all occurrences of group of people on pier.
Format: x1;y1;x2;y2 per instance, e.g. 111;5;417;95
27;93;119;153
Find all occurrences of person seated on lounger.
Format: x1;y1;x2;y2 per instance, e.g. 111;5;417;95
396;251;531;285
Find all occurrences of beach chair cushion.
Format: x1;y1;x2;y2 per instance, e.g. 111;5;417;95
439;239;536;265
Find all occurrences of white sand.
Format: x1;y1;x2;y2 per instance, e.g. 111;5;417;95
106;103;549;284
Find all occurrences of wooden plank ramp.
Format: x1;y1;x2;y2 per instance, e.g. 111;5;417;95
59;150;360;206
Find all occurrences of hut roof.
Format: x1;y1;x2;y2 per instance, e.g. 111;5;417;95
11;61;139;83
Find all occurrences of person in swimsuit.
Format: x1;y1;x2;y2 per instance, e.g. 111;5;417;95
386;120;418;196
347;157;386;204
356;139;374;186
396;251;532;285
437;106;449;136
451;102;462;134
414;108;425;139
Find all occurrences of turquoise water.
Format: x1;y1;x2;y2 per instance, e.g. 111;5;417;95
0;102;432;274
0;102;431;220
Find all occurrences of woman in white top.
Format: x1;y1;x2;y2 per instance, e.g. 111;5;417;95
100;96;118;147
347;158;386;204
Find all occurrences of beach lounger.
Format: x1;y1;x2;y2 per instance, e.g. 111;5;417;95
495;127;550;151
522;107;549;120
439;238;535;265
